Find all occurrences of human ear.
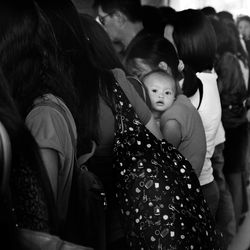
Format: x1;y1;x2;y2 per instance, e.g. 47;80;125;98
178;60;184;72
158;61;169;71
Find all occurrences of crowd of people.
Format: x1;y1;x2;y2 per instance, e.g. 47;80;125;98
1;0;250;249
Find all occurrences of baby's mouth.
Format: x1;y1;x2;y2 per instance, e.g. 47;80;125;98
156;101;164;105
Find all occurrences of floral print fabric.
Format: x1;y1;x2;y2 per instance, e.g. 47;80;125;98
112;81;225;250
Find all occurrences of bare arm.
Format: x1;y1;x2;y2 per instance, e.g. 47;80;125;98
40;148;59;200
161;119;182;148
145;115;163;140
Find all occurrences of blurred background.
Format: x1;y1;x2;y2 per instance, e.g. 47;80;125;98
72;0;250;19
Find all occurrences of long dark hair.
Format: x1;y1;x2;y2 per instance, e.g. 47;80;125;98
36;0;116;154
125;34;180;79
0;0;78;121
173;9;216;97
173;9;217;73
0;67;57;247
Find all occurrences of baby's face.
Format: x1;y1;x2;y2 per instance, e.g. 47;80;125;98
144;72;176;113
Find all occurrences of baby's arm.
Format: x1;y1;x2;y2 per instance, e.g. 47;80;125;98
161;119;182;148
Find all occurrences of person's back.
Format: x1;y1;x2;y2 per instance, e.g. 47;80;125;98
0;69;91;250
0;0;78;231
143;69;206;176
0;65;56;248
161;94;206;176
172;9;222;217
213;18;249;229
25;93;77;224
88;69;155;248
194;71;222;184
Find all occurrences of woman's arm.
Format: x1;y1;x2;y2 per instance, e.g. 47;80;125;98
161;119;182;148
40;148;59;200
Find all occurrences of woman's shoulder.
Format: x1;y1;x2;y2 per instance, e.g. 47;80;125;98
111;68;126;81
161;96;189;120
176;94;191;103
25;94;76;149
26;94;63;123
171;95;193;110
27;94;74;123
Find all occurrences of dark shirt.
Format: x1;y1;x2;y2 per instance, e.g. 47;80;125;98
215;52;248;128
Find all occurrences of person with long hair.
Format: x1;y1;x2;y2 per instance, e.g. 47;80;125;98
212;17;249;232
35;1;162;249
0;66;55;249
0;0;79;235
171;9;222;218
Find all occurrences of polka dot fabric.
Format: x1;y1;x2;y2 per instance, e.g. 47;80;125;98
112;81;225;250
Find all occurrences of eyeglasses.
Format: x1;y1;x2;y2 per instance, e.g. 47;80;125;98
97;12;113;26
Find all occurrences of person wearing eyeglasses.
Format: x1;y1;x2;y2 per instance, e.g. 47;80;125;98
93;0;152;61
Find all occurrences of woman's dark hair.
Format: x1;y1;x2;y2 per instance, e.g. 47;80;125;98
211;17;248;65
79;13;124;70
0;0;78;121
125;34;180;80
201;6;217;17
124;33;202;98
36;0;116;154
210;18;236;56
0;67;56;247
173;9;217;73
217;10;234;25
158;6;177;28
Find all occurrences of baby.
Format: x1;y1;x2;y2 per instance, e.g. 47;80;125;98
143;69;206;176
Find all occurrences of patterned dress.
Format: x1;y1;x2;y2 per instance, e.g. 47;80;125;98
112;80;225;250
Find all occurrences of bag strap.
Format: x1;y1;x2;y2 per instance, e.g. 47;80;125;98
77;141;96;168
197;80;203;110
0;121;12;196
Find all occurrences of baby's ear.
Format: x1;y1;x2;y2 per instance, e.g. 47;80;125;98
158;61;168;71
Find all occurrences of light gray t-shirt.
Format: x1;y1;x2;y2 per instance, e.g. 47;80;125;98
25;93;77;223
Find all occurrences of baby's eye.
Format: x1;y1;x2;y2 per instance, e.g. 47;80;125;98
152;89;157;93
165;91;172;95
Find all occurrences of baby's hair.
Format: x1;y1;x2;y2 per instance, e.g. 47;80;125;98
142;68;182;96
